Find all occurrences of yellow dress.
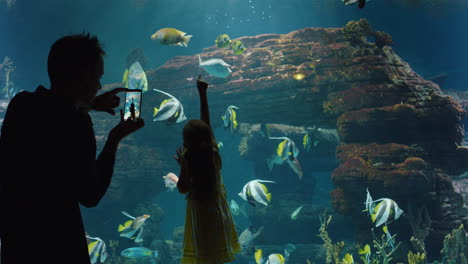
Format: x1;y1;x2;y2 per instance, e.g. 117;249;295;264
181;151;241;264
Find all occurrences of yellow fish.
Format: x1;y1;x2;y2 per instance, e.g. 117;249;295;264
231;40;246;55
151;28;192;47
255;249;263;264
342;253;354;264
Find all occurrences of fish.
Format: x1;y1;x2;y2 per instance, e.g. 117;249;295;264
266;253;285;264
215;34;231;48
217;141;224;149
267;137;302;179
152;89;187;125
163;172;179;191
199;55;232;78
86;235;108;264
150;28;192;47
358;244;371;264
255;249;263;264
222;105;239;133
364;189;403;227
239;226;264;254
283;243;296;261
303;132;319;151
230;199;240;216
238;179;276;207
122;61;148;92
290;205;304;220
342;0;367;8
231;40;247;55
342;253;354;264
286;157;303;180
121;247;158;263
118;211;150;243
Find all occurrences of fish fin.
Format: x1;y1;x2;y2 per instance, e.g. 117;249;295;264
118;220;133;232
88;241;98;253
177;42;184;47
265;192;272;202
143;77;148;93
182;35;192;47
153;107;159;117
198;55;202;66
358;0;366;8
266;158;274;171
277;140;287;157
122;68;129;86
134;227;144;243
176;29;187;36
255;249;263;264
371;213;377;223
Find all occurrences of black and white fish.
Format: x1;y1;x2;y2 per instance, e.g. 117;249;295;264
364;189;403;227
267;137;303;179
222;105;239;133
86;235;108;264
238;179;275;207
152;89;187;125
342;0;368;8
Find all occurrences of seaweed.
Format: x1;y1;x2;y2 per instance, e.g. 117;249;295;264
318;213;345;264
439;224;467;264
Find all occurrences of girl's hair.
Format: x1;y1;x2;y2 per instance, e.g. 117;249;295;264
182;119;219;199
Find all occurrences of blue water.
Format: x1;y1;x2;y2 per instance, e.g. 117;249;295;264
1;0;468;91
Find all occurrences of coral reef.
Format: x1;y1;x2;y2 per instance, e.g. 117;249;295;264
407;251;427;264
318;214;344;264
440;224;467;264
86;22;467;258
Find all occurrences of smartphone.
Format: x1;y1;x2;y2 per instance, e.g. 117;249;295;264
123;89;142;120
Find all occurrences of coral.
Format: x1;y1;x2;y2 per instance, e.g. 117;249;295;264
407;251;427;264
371;228;401;264
318;213;344;264
440;224;467;264
371;31;393;49
342;18;372;45
407;204;431;254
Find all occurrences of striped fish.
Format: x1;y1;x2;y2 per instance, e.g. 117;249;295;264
364;189;403;227
238;179;275;207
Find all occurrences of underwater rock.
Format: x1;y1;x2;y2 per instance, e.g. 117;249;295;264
92;24;466;257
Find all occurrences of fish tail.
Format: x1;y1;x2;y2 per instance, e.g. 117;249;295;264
265;192;272;202
266;158;274;171
182;35;192;47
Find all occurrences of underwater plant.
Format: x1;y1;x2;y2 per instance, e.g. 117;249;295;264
370;228;401;264
407;251;427;264
439;224;467;264
0;56;18;99
317;213;345;264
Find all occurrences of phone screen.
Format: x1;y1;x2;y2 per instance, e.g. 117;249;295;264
123;90;142;120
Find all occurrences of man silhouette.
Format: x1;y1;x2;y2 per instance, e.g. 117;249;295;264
0;33;144;263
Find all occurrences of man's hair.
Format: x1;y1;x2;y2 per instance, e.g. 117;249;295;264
47;33;105;83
